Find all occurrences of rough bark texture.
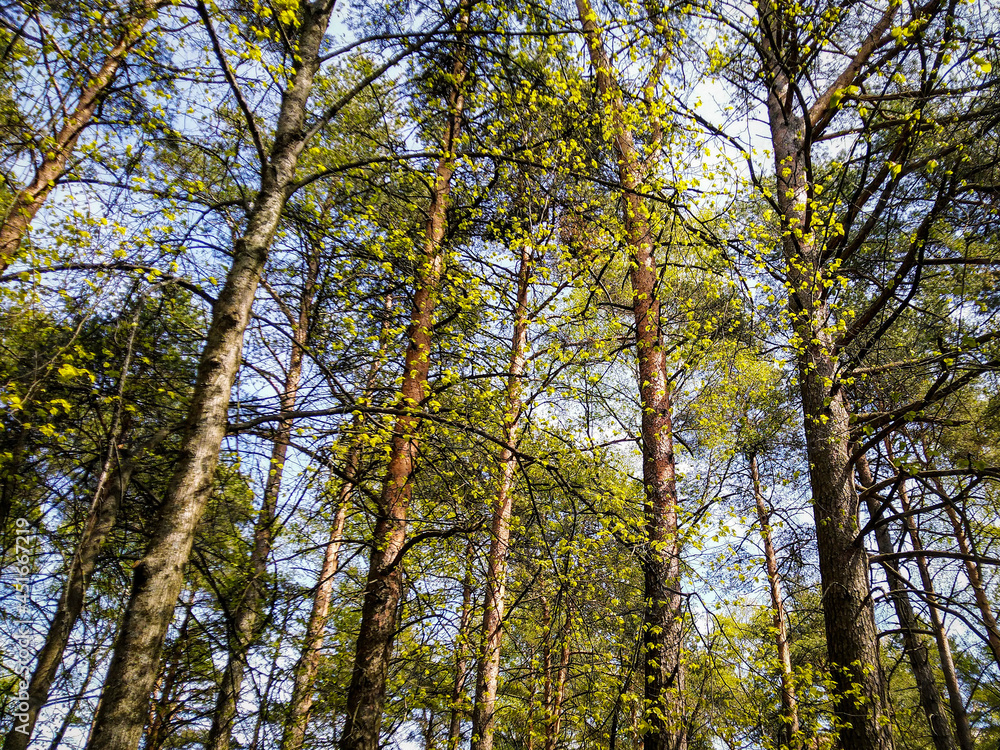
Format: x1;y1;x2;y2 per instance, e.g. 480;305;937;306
469;241;531;750
0;0;161;272
337;11;468;747
84;7;334;748
573;3;686;747
207;245;319;750
750;455;800;749
857;454;957;750
758;5;895;746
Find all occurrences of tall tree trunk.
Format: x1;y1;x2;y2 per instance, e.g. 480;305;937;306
144;592;196;750
891;455;975;750
0;0;162;272
5;297;157;750
3;424;166;750
572;4;686;747
469;240;532;750
206;244;320;750
900;433;1000;667
338;9;468;747
544;610;571;750
758;4;895;745
447;538;476;750
856;454;957;750
930;477;1000;667
749;454;800;750
281;296;393;750
84;6;336;748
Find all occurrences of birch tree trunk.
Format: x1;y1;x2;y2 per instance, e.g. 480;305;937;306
856;454;956;750
84;5;336;748
206;250;320;750
573;3;686;746
749;454;800;750
0;0;162;272
338;9;468;747
469;240;531;750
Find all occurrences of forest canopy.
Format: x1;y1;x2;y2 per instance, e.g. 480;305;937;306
0;0;999;749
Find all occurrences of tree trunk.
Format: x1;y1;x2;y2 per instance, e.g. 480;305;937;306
749;454;800;749
758;4;895;744
934;480;1000;667
4;426;166;750
281;296;393;750
84;6;335;748
447;538;475;750
143;592;196;750
0;0;162;272
469;240;531;750
572;4;686;747
891;454;975;750
337;9;468;747
856;454;957;750
206;243;320;750
544;610;571;750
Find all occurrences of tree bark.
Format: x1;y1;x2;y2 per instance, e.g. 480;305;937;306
749;454;800;750
84;6;336;748
757;4;895;745
856;454;957;750
469;240;531;750
338;8;468;747
933;479;1000;668
572;4;686;748
206;242;320;750
143;592;196;750
0;0;162;272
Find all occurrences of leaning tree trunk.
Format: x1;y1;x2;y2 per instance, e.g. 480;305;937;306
3;300;168;750
856;454;957;750
144;592;196;750
337;9;468;748
469;240;531;750
749;454;801;750
206;248;319;750
758;4;895;745
281;296;393;750
0;0;162;272
573;2;686;746
84;6;336;749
